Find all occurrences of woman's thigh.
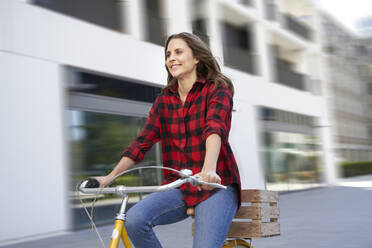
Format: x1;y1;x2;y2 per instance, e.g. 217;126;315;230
126;188;188;227
193;186;238;248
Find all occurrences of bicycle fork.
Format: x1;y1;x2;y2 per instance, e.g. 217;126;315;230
109;195;133;248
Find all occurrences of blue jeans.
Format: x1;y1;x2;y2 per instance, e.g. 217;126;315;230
125;186;238;248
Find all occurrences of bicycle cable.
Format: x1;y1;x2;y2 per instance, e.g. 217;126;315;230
76;166;186;248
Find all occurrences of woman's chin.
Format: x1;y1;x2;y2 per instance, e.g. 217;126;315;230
171;73;181;79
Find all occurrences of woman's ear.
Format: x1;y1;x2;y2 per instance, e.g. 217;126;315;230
194;57;199;65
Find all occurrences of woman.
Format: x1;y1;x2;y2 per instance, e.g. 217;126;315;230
95;32;241;248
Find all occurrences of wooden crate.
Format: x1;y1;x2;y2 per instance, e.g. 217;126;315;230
190;189;280;239
227;189;280;238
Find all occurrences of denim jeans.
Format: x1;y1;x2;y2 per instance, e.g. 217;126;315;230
125;186;238;248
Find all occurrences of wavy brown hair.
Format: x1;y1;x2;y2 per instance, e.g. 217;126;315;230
163;32;234;95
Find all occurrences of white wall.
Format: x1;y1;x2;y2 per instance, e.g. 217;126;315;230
230;101;266;189
0;52;69;241
0;1;167;87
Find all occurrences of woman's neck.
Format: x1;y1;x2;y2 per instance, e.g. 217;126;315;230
177;72;197;97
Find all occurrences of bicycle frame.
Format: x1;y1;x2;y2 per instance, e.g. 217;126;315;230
108;195;132;248
79;169;228;248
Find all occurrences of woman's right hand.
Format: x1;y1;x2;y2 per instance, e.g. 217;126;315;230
94;175;115;188
92;157;135;188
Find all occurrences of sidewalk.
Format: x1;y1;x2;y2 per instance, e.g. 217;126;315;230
2;177;372;248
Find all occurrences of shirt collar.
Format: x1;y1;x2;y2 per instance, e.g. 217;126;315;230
167;76;206;95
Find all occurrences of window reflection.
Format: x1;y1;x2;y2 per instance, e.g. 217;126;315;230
262;131;322;191
68;110;163;228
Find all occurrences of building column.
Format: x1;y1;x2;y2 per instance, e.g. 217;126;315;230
253;22;272;81
206;0;224;64
253;0;273;80
318;54;339;184
230;103;266;189
162;0;192;36
314;4;338;184
117;0;144;40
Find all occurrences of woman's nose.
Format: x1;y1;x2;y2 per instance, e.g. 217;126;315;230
167;57;176;65
168;54;175;61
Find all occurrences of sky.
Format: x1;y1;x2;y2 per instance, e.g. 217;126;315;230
313;0;372;33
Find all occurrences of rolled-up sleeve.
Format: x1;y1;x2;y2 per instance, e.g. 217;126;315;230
202;85;233;143
121;96;161;162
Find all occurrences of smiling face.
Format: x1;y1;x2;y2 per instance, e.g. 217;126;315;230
166;38;199;79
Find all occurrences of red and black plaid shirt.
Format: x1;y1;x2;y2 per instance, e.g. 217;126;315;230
122;77;241;207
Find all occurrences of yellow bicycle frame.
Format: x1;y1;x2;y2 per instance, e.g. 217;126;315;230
107;195;133;248
109;219;132;248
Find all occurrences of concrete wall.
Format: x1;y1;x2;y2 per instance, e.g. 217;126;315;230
0;52;69;241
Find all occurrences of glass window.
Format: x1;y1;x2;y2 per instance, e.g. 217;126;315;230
144;0;167;45
367;84;372;95
261;131;322;192
69;110;163;228
33;0;122;31
69;70;162;103
192;19;210;46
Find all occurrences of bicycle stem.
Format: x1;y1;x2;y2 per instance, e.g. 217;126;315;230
116;195;129;221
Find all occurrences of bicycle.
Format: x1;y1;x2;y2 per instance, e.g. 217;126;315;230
79;166;256;248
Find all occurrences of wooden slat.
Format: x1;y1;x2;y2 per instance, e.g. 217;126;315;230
241;190;278;203
227;222;280;238
261;206;279;219
261;222;280;237
234;205;279;219
234;206;260;219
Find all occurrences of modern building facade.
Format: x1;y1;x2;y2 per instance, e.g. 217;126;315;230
1;0;338;244
359;36;372;149
319;12;372;163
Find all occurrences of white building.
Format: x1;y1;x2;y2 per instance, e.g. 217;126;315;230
319;12;372;162
0;0;336;244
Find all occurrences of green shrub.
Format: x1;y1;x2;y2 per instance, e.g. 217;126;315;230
339;161;372;178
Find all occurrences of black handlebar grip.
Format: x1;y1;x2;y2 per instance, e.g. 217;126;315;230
85;178;100;188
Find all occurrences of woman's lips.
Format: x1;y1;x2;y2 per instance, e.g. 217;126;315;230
171;64;181;70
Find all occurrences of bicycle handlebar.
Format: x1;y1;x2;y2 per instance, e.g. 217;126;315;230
79;169;227;197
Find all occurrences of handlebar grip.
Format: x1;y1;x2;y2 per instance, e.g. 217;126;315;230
84;178;100;188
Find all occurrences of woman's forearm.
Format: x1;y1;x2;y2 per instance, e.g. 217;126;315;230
202;133;221;172
108;156;135;179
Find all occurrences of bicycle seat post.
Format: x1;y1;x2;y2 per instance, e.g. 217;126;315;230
116;194;129;221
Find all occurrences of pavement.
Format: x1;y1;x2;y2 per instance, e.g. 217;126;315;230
2;176;372;248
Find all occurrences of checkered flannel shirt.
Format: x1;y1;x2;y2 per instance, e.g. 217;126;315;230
122;77;241;207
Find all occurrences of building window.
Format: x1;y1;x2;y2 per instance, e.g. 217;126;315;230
143;0;167;46
67;68;162;103
368;84;372;95
192;19;209;46
69;110;163;228
261;131;322;192
222;22;257;74
33;0;122;31
66;67;164;228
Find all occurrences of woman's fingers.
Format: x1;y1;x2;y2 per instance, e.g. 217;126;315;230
94;176;114;188
196;171;221;191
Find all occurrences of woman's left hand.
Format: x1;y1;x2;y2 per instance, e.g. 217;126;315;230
195;170;221;191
